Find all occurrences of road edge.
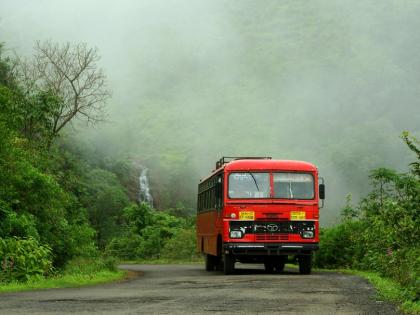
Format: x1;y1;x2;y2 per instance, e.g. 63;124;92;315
306;266;419;315
0;270;130;294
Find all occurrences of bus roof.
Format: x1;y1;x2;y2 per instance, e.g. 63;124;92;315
224;159;317;172
200;159;317;182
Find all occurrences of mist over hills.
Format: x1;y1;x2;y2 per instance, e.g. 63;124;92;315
1;0;419;224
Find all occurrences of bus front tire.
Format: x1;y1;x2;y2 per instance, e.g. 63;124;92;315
298;255;312;275
223;254;235;275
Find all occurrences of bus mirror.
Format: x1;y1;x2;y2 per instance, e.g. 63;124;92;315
216;182;222;199
319;184;325;200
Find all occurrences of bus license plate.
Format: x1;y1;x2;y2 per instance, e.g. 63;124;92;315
239;211;255;220
290;211;306;220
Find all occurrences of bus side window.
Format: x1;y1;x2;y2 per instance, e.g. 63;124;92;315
204;191;207;210
211;184;215;210
197;186;201;212
216;175;223;211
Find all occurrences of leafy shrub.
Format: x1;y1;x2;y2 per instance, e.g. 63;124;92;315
136;226;164;258
106;203;196;260
0;43;121;281
81;169;130;248
0;201;39;240
0;126;99;267
106;235;143;260
314;220;365;268
64;256;118;275
315;133;420;301
161;228;198;261
0;237;53;282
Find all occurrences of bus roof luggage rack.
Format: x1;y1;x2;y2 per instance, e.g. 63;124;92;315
216;156;272;169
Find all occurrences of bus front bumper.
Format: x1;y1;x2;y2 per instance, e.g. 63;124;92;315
224;242;319;256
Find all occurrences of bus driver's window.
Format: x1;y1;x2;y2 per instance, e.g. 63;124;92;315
228;173;269;199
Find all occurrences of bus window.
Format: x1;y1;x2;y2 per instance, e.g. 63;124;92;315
273;173;314;199
215;174;223;210
228;172;270;199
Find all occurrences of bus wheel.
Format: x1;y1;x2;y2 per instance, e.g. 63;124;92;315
223;254;235;275
205;254;216;271
298;255;312;275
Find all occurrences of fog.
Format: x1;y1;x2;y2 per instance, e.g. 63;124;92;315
1;0;419;225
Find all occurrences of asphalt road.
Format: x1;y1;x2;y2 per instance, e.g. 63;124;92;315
0;264;401;315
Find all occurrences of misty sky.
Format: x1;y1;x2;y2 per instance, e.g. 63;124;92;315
1;0;419;224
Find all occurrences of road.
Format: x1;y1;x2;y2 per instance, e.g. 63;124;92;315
0;264;400;315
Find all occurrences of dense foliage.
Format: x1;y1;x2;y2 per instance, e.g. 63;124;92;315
0;237;52;282
315;134;420;302
106;203;197;261
0;42;197;283
0;44;99;279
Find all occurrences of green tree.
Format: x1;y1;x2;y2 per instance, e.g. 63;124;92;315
81;169;129;248
315;132;420;299
402;131;420;176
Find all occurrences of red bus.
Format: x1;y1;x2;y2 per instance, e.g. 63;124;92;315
196;157;325;275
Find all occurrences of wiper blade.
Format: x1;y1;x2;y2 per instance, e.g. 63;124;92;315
248;172;260;192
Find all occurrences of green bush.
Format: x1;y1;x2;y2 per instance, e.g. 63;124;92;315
0;201;39;240
314;220;365;269
316;220;419;299
0;125;101;267
81;169;130;248
161;228;198;261
136;226;164;258
64;256;118;275
0;237;53;282
0;43;126;282
106;203;196;260
106;235;143;260
315;134;420;302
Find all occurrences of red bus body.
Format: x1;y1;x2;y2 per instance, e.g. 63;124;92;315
196;158;323;274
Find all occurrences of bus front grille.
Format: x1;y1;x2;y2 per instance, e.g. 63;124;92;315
256;234;289;241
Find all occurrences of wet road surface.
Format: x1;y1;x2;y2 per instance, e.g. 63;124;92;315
0;264;401;315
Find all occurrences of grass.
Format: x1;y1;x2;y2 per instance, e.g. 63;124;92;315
120;258;203;265
306;264;419;315
0;270;127;293
338;270;420;315
0;257;201;293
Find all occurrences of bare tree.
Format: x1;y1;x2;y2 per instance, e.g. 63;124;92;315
16;40;110;137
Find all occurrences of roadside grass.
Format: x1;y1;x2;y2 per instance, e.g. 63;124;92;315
297;263;420;315
0;270;127;293
120;258;203;265
338;270;419;315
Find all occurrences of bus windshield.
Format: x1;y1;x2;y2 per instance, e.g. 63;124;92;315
273;173;314;199
228;173;270;199
228;172;314;200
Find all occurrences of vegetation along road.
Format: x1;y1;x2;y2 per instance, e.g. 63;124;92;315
0;264;400;315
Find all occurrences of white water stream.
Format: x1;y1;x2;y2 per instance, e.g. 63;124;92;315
139;167;153;207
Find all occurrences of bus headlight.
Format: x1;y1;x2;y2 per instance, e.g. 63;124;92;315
302;231;314;239
230;230;243;239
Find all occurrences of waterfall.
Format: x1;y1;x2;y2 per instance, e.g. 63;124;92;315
139;167;154;207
